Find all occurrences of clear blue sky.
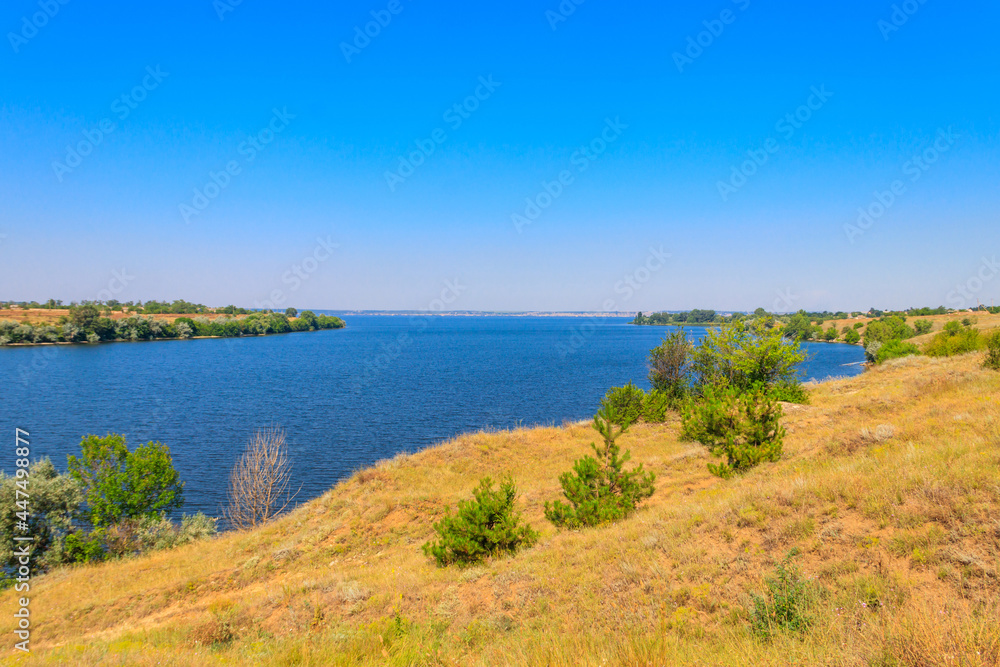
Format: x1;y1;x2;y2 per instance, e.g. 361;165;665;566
2;0;998;312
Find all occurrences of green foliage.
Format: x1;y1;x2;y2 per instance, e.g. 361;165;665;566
602;382;646;427
913;319;933;335
640;389;674;423
863;316;914;348
853;322;864;330
0;311;345;346
634;309;725;325
681;383;785;479
782;311;817;341
68;434;184;527
63;530;105;563
923;323;983;358
822;326;837;341
691;319;807;394
844;328;861;345
769;380;810;405
874;339;921;364
0;458;85;570
97;512;218;559
285;307;298;318
423;477;538;566
648;328;693;399
749;549;812;641
981;331;1000;370
545;402;655;528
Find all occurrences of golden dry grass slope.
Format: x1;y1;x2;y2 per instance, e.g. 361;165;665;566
3;353;1000;666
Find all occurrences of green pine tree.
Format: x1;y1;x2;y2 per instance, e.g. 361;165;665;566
545;401;655;528
423;477;538;566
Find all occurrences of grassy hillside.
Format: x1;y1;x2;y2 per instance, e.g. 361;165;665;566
3;353;999;666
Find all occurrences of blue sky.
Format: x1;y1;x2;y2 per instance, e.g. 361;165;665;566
1;0;998;312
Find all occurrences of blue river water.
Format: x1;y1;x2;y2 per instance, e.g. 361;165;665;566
0;316;864;517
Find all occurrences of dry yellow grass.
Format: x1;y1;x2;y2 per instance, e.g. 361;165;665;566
3;353;1000;665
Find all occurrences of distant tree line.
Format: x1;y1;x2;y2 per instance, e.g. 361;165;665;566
0;308;344;346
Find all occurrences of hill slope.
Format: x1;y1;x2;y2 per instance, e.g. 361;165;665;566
4;354;999;666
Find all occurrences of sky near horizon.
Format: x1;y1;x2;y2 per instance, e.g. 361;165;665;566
1;1;998;312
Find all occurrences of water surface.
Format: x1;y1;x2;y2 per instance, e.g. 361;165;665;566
0;316;864;516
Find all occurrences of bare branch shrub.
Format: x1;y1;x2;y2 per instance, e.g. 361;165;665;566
224;428;298;530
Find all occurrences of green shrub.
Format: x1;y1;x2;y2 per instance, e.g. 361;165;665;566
641;389;673;423
681;383;784;479
99;512;218;558
68;434;184;527
844;329;860;345
913;319;932;335
923;325;982;357
749;549;812;641
863;316;914;348
691;319;806;394
423;477;538;566
875;339;921;364
0;458;84;570
853;322;864;330
823;326;837;341
983;331;1000;370
545;402;655;528
602;382;646;427
63;530;105;563
770;380;810;405
648;328;692;399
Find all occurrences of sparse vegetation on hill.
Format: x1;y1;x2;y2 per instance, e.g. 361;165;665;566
4;352;999;665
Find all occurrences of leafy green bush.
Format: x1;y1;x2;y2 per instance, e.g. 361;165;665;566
99;512;218;559
68;434;184;527
844;329;861;345
63;530;105;563
863;316;914;348
545;402;655;528
923;324;982;357
602;382;646;427
983;331;1000;371
681;383;784;479
875;339;921;364
0;458;84;570
641;389;674;423
749;549;812;641
769;380;810;405
913;319;933;335
423;477;538;566
692;320;806;394
648;328;693;399
823;326;837;341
